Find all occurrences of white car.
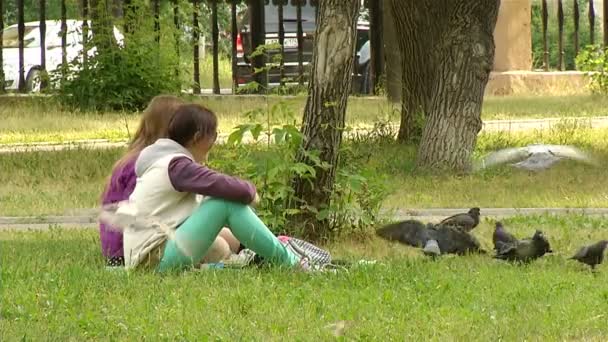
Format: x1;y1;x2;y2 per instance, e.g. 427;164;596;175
1;20;123;92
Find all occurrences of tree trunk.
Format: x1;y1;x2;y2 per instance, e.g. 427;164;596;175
391;0;500;171
291;0;360;241
89;0;117;53
382;0;402;104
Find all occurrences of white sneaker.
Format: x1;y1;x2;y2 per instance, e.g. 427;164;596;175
223;249;257;268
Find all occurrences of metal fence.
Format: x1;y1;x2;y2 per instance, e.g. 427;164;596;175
0;0;384;95
538;0;608;70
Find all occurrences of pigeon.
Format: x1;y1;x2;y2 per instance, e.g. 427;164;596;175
492;221;518;251
494;230;553;263
375;219;433;248
474;144;598;172
569;240;608;270
429;224;486;255
438;208;481;232
376;220;485;256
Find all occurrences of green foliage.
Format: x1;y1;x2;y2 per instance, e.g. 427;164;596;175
212;100;387;239
53;1;183;111
237;43;310;96
576;44;608;94
530;1;602;70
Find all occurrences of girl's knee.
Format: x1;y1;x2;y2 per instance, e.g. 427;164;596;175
219;228;241;253
202;237;232;263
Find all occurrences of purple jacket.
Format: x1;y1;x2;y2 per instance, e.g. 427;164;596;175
100;158;137;258
99;140;256;259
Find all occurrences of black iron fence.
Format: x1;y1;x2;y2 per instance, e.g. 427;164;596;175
0;0;384;95
536;0;608;70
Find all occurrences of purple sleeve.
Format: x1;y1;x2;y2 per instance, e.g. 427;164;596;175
168;156;256;204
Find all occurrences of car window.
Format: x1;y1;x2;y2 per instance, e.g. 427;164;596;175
264;1;316;23
2;26;40;48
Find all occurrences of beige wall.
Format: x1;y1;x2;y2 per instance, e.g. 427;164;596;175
493;0;532;71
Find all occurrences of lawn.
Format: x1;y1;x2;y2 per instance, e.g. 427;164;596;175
2;94;608;145
2;94;608;340
2;214;608;340
1;124;607;217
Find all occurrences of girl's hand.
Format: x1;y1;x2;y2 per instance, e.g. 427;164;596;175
251;193;261;207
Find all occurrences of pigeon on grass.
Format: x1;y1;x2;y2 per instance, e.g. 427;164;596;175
474;144;598;172
569;240;608;270
438;207;480;232
492;221;518;251
376;220;485;256
494;230;553;263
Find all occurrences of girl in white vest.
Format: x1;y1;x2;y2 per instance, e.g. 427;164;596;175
116;103;308;271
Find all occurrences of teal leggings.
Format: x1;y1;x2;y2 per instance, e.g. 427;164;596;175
157;198;299;272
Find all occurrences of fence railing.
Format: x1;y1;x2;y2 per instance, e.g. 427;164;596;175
0;0;384;95
537;0;608;70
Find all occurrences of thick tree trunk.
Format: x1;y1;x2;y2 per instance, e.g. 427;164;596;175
391;0;500;171
291;0;360;241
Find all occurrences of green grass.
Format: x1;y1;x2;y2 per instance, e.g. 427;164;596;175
2;214;608;340
0;96;396;145
2;95;608;145
2;125;608;217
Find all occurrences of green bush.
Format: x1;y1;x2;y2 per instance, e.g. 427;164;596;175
53;1;184;112
575;44;608;93
214;100;388;239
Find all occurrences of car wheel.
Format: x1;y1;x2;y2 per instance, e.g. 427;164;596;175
25;69;43;93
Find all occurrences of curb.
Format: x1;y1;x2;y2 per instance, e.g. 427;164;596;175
2;207;607;230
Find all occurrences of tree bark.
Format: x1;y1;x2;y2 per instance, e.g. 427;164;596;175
391;0;500;171
291;0;360;241
383;0;402;104
89;0;118;53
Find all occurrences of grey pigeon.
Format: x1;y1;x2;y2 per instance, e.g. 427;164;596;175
494;230;553;263
474;144;598;172
438;208;481;232
492;221;518;251
376;220;485;256
429;224;486;255
375;219;433;248
569;240;608;270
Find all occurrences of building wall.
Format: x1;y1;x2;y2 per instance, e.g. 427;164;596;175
493;0;532;71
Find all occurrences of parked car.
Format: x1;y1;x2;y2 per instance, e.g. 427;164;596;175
1;20;123;92
235;1;371;92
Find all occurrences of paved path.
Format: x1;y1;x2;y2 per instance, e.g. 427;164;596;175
2;207;607;230
2;116;608;154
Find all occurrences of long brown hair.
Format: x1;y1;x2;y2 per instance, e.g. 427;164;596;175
102;95;185;200
116;95;186;168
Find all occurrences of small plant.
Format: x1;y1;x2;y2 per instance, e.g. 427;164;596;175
576;45;608;94
216;100;387;239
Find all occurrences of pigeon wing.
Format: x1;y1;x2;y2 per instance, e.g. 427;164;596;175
474;147;531;171
439;213;473;226
571;245;589;260
542;145;599;166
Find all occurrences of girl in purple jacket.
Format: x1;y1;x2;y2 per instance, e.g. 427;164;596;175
100;95;240;267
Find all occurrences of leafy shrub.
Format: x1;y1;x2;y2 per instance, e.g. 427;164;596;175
576;44;608;94
211;100;388;239
53;2;183;112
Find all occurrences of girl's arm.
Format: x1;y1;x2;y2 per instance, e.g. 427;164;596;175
168;156;256;204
